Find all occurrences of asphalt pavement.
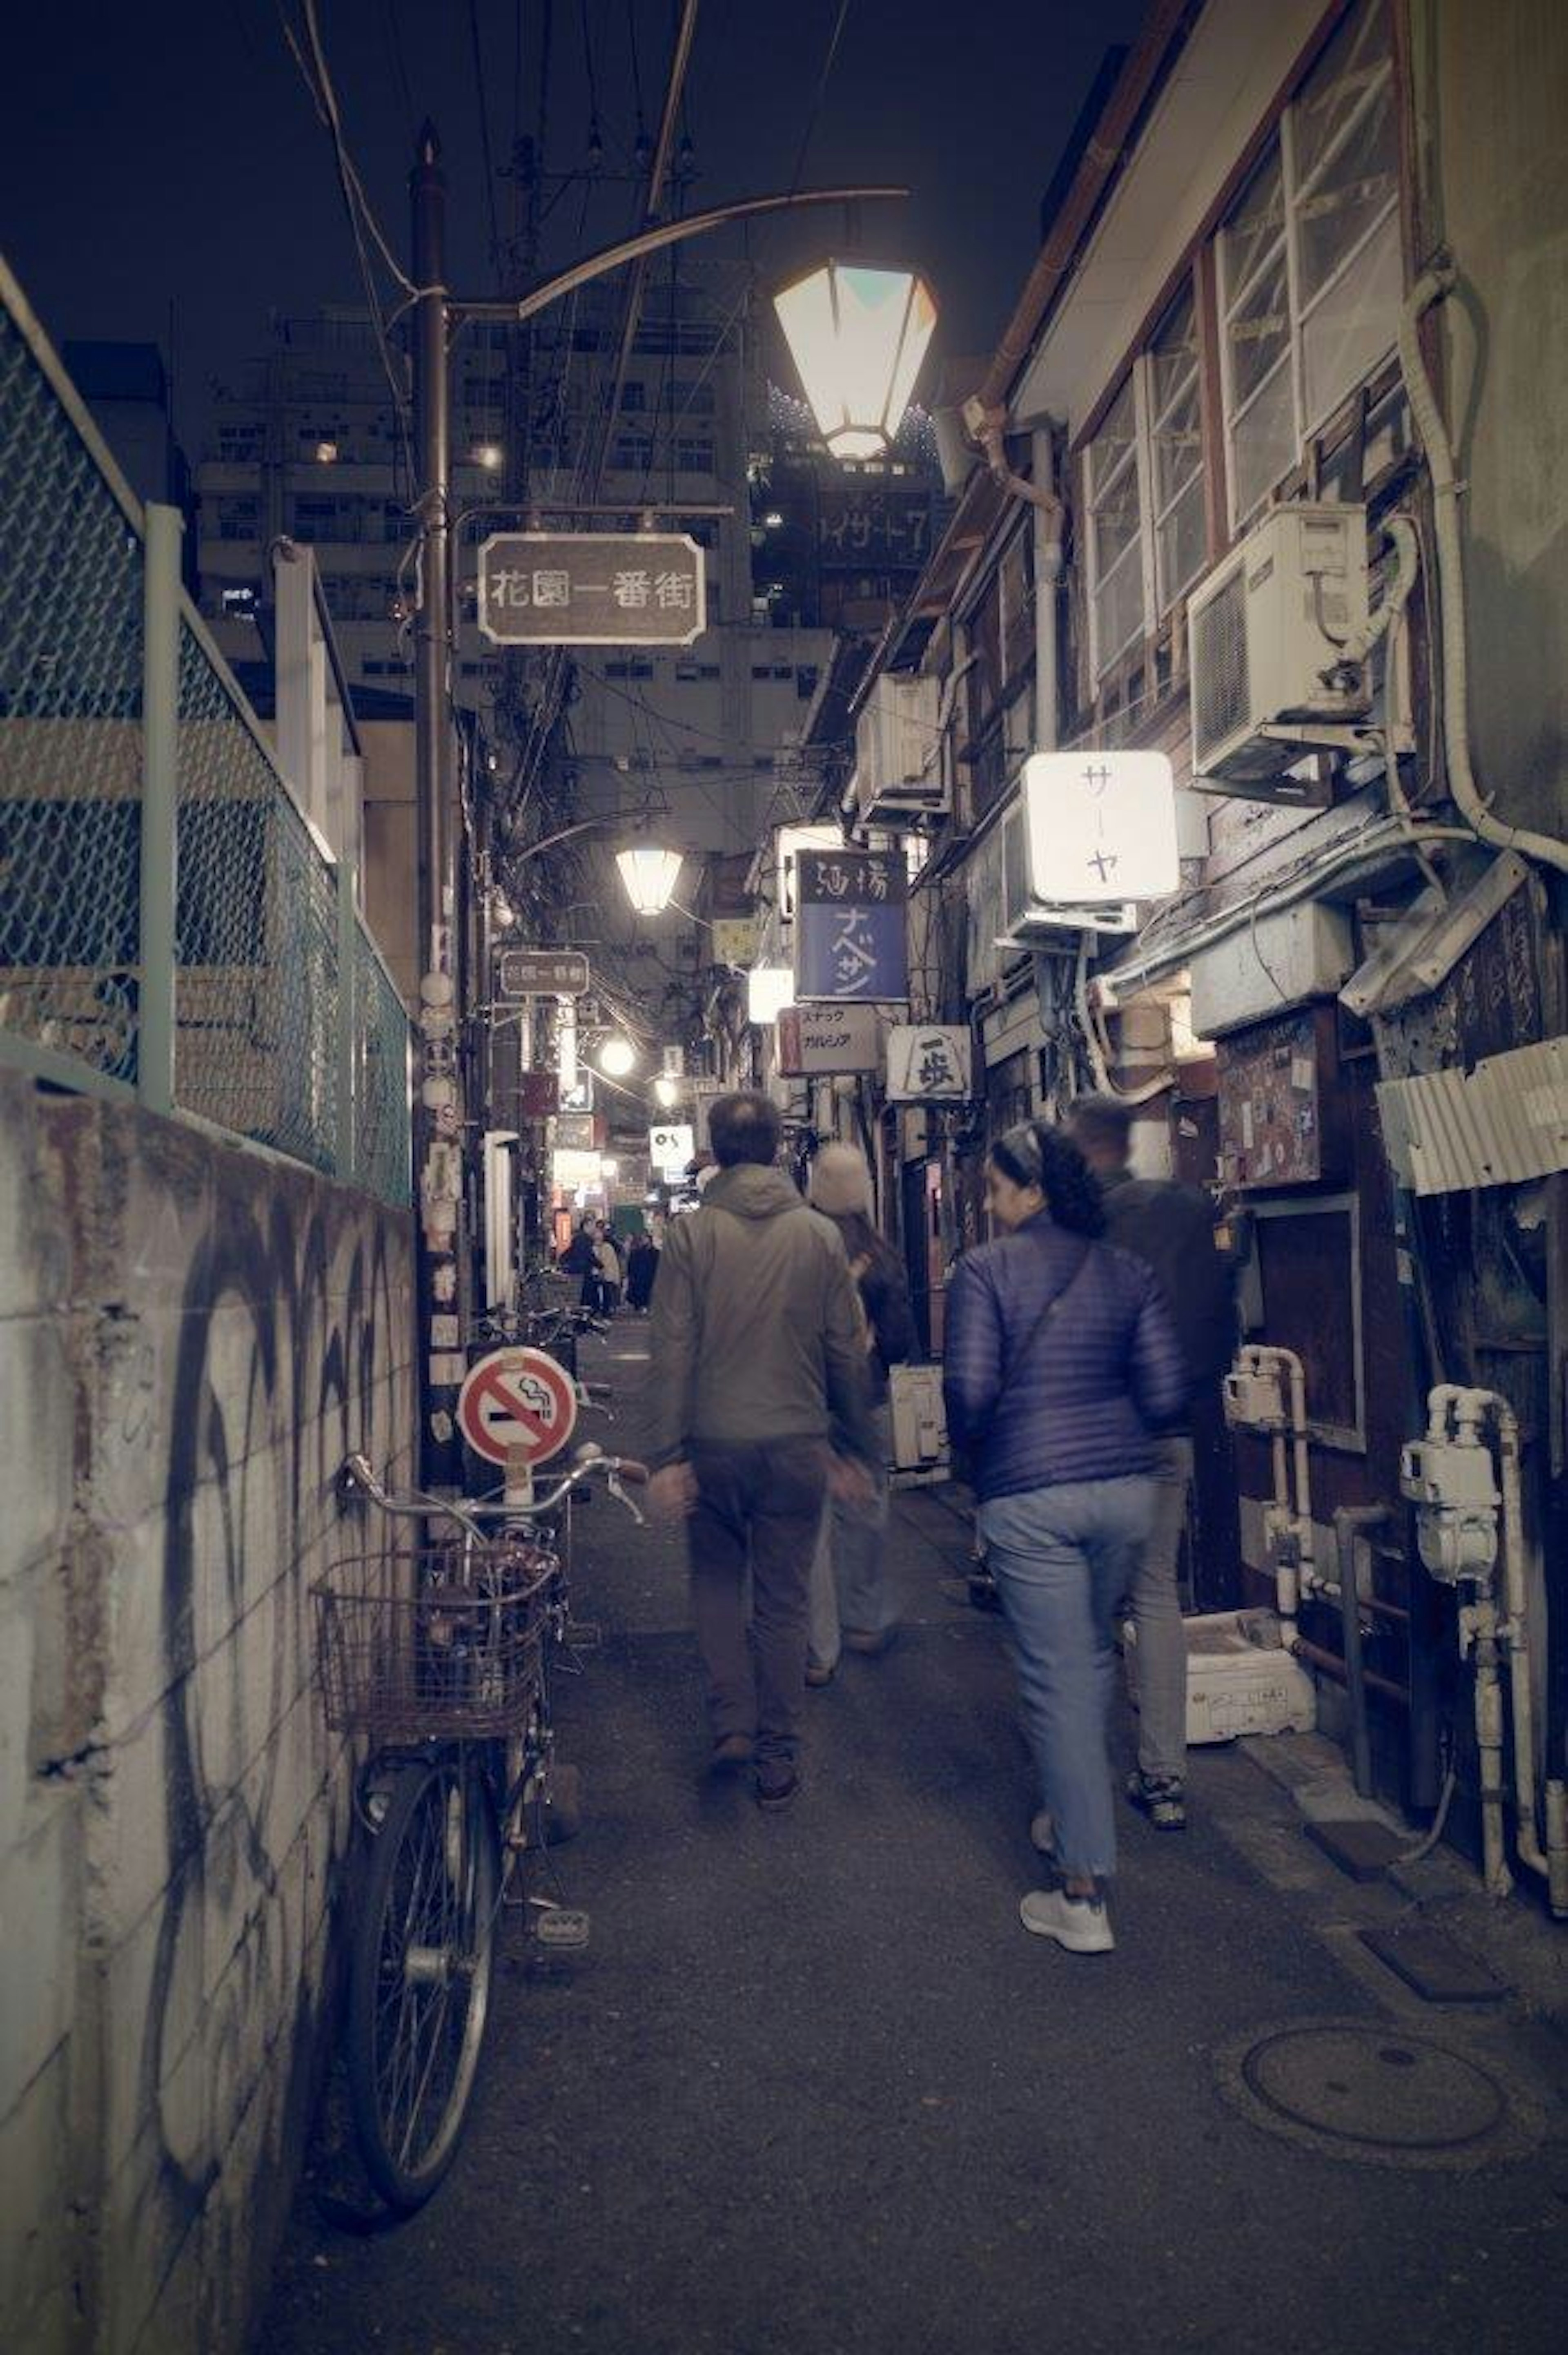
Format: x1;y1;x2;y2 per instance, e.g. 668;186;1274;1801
259;1317;1568;2355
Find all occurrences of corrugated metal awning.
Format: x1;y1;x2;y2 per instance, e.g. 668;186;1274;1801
1376;1037;1568;1195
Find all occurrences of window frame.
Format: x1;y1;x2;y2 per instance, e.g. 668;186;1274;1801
1082;273;1206;686
1215;0;1401;529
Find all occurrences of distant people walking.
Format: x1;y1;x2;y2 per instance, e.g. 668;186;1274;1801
646;1093;875;1809
559;1216;601;1311
625;1229;660;1313
804;1144;916;1685
594;1228;624;1315
944;1121;1187;1954
1068;1096;1237;1833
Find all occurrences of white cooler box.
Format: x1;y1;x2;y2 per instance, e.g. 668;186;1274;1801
888;1364;950;1485
1124;1607;1317;1744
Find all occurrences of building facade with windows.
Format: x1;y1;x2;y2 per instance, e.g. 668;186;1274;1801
842;0;1567;1868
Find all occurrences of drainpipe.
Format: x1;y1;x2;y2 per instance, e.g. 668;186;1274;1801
1334;1507;1393;1800
1486;1393;1568;1913
1030;426;1064;753
1397;266;1568;876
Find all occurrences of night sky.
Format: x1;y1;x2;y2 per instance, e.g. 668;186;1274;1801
2;1;1148;445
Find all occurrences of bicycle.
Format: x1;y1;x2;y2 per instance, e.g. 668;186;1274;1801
314;1445;647;2211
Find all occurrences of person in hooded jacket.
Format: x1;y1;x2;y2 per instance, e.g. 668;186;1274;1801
647;1092;876;1810
803;1142;916;1685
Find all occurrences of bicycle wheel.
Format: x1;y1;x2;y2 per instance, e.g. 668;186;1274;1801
345;1755;499;2210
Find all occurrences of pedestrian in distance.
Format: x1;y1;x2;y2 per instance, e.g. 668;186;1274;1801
625;1229;659;1314
559;1215;601;1312
594;1226;624;1316
803;1143;917;1686
646;1092;877;1810
1067;1095;1238;1833
943;1120;1188;1954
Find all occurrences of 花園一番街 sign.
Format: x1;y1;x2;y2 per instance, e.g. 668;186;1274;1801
498;948;590;996
478;532;705;647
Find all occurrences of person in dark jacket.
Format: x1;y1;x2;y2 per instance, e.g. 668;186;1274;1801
804;1144;917;1684
559;1216;601;1309
625;1229;659;1312
944;1120;1187;1954
647;1093;875;1809
1068;1095;1238;1832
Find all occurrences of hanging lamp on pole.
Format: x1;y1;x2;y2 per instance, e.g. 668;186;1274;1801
616;842;684;916
773;260;937;459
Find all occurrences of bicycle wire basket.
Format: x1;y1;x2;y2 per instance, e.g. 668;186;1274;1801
312;1541;558;1742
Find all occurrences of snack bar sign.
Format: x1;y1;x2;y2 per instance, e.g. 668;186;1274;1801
776;1004;882;1075
479;531;706;647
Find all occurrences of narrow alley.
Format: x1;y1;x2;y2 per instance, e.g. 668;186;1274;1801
261;1324;1567;2355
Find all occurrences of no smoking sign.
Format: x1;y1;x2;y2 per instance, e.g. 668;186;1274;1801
457;1346;579;1469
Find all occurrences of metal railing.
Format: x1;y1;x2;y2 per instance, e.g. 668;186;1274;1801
0;258;411;1205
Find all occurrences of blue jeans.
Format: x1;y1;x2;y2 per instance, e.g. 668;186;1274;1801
978;1476;1157;1882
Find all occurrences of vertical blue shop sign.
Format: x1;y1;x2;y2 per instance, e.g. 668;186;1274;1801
794;849;909;1002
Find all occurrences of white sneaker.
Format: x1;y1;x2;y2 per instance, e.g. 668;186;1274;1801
1019;1887;1115;1953
1029;1810;1059;1860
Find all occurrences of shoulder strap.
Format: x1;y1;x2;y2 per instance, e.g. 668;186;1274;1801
1000;1240;1093;1389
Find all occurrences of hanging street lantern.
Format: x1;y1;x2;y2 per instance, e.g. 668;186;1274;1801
773;261;938;460
616;843;684;916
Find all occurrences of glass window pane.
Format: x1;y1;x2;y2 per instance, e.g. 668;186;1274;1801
1296;74;1398;309
1092;472;1142;581
1157;472;1207;607
1301;207;1403;428
1219;143;1285;309
1149;286;1197;417
1153;371;1203;516
1231;360;1296;521
1294;0;1391;191
1227;249;1291;409
1088;377;1137;499
1095;544;1145;672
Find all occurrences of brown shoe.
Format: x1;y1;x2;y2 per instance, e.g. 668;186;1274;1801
709;1733;754;1771
804;1661;836;1688
842;1626;895;1657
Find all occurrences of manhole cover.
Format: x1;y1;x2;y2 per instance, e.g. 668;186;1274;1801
1245;2024;1504;2148
1215;2018;1545;2172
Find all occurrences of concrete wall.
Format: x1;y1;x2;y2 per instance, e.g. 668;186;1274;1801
0;1068;415;2355
1422;0;1568;843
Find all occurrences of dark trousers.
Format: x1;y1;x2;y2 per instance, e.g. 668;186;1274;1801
688;1437;829;1767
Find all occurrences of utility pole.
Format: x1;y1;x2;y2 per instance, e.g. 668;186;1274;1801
411;122;464;1486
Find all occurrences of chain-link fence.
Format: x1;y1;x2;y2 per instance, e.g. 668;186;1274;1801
0;261;410;1206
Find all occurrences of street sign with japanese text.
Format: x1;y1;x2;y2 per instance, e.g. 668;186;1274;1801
517;1069;559;1119
478;531;705;647
793;848;908;1004
1022;750;1179;904
559;1070;595;1113
553;1111;598;1151
886;1025;972;1102
776;1004;882;1075
498;948;590;996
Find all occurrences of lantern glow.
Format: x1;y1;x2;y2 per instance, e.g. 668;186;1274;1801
773;262;937;460
746;965;795;1026
616;843;683;916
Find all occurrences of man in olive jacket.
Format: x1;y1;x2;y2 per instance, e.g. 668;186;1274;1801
648;1092;874;1808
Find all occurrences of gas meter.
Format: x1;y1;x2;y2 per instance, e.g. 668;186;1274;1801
1399;1434;1498;1585
1223;1359;1287;1431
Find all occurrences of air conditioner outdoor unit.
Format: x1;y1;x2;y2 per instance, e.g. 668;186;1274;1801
852;673;946;822
992;798;1135;951
1188;502;1371;796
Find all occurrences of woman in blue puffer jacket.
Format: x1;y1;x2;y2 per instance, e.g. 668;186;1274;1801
944;1119;1187;1956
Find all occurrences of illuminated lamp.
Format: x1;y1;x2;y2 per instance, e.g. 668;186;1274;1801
773;261;937;460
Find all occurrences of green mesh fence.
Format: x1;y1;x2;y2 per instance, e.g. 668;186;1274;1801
0;300;145;1086
174;620;339;1171
0;272;412;1205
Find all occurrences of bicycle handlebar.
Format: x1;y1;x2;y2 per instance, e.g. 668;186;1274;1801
340;1448;649;1535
